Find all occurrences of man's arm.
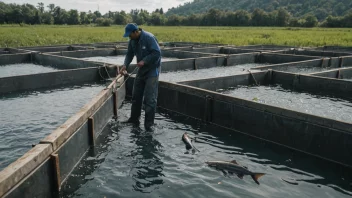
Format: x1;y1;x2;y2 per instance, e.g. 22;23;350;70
142;36;161;65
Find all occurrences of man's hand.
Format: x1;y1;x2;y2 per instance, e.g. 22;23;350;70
119;65;127;75
137;61;145;68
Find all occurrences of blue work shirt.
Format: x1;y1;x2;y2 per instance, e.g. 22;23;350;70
124;29;161;77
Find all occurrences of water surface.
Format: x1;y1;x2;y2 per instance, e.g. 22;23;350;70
60;101;352;198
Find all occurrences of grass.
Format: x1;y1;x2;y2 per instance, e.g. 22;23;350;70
0;25;352;48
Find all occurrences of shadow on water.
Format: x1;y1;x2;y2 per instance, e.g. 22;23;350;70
60;117;165;197
59;120;119;197
127;126;165;193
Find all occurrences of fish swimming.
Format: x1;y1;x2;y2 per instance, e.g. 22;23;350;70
182;132;200;154
205;160;265;185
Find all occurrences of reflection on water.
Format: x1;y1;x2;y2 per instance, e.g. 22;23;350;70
128;126;164;193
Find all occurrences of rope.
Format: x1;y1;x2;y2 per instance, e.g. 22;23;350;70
103;63;112;79
247;70;259;86
119;67;138;88
98;63;138;89
98;63;115;81
98;65;106;80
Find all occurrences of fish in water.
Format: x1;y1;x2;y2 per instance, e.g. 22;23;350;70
205;160;265;185
182;132;200;154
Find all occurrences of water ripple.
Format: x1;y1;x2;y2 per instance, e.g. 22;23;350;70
61;101;352;198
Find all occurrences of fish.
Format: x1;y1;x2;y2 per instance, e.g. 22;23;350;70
205;160;265;185
182;132;200;154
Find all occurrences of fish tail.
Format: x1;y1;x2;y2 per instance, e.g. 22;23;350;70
251;173;265;185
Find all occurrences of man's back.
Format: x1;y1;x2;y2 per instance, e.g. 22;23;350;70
128;29;161;77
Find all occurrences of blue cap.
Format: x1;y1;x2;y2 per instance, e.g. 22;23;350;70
123;23;138;37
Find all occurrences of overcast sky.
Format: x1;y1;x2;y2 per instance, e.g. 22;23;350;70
2;0;189;14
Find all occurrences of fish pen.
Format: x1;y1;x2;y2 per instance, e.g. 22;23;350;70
0;42;352;198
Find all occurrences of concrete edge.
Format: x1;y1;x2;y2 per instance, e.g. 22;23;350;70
176;70;267;84
309;67;352;76
159;79;352;133
39;74;124;151
0;144;53;197
43;48;117;56
260;52;323;59
0;53;31;58
254;59;323;70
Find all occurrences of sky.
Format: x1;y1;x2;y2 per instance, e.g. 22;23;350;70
2;0;190;14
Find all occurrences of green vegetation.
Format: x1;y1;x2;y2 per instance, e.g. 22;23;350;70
167;0;352;19
1;2;352;28
1;25;351;48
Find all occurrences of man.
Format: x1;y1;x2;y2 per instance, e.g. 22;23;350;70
119;23;161;131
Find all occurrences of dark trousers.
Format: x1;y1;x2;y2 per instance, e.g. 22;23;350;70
130;75;159;128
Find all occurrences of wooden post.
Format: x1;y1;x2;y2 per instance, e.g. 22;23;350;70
51;154;61;192
336;70;340;79
339;57;344;68
225;55;229;66
88;117;95;146
113;91;118;120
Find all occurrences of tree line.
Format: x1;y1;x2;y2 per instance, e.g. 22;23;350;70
166;0;352;21
0;2;351;27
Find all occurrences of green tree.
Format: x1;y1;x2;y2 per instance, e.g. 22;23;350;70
37;2;44;14
0;4;6;24
167;14;183;25
184;14;202;26
204;8;222;26
35;10;42;24
67;9;80;25
42;12;54;24
87;10;96;23
96;17;113;26
150;12;166;25
94;11;102;18
136;10;150;25
277;8;290;26
334;3;345;15
251;8;266;26
9;7;24;24
47;4;55;14
289;18;300;27
21;4;36;24
80;12;88;24
304;14;318;27
343;12;352;27
114;11;131;25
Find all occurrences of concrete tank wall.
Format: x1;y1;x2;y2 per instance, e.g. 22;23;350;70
271;71;352;97
311;68;352;79
277;49;352;57
259;53;317;64
178;71;268;91
148;80;352;168
0;67;102;94
1;76;125;198
34;54;100;69
47;49;117;58
161;50;219;59
0;53;31;65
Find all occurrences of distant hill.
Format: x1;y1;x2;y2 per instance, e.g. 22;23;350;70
166;0;352;20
